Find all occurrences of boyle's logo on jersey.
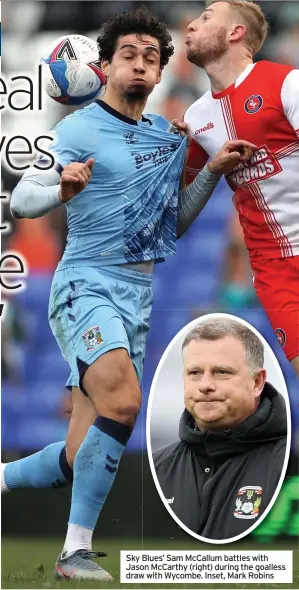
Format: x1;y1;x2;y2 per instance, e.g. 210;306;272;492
244;94;263;114
131;143;179;170
234;486;262;519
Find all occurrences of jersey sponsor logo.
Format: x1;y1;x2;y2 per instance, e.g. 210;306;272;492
82;325;103;351
124;131;138;144
275;328;286;348
234;485;263;519
131;143;179;170
244;94;263;114
226;145;282;188
194;122;214;135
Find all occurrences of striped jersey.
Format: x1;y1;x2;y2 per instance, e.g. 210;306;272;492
184;61;299;261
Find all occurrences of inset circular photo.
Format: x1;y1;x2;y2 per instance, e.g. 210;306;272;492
147;313;291;544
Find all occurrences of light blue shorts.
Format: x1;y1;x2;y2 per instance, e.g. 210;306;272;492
48;265;153;391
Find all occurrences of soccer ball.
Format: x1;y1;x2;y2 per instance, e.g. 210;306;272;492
41;34;106;105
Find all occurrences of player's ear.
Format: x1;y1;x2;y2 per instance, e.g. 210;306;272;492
101;59;110;78
230;23;247;43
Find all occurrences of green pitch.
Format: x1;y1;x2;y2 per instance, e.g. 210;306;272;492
2;538;298;589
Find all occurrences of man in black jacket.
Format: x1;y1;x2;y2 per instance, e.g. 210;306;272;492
153;316;287;541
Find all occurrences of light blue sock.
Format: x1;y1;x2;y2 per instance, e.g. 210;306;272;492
4;441;73;490
69;417;132;529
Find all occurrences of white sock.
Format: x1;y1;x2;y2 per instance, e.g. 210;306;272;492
1;464;10;494
63;523;93;555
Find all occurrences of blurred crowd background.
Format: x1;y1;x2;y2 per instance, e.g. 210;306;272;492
1;0;299;542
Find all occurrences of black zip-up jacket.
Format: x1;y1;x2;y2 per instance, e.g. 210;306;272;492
153;383;287;540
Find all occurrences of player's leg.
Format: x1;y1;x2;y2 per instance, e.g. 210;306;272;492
1;385;96;494
65;386;97;468
54;266;152;581
56;350;138;581
1;441;72;494
68;348;140;529
251;257;299;375
60;348;139;548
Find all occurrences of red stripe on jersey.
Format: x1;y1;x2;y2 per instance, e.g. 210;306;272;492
224;96;238;139
220;98;232;140
185;139;209;186
233;186;280;258
275;141;299;159
275;140;299;154
245;185;284;258
251;184;293;257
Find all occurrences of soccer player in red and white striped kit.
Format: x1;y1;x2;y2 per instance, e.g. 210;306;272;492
183;0;299;376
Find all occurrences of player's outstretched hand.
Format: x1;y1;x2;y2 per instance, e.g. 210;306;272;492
207;140;256;175
59;158;94;203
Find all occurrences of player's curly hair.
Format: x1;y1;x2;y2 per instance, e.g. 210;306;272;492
97;5;174;68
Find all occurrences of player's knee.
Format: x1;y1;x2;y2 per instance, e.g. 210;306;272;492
113;396;141;426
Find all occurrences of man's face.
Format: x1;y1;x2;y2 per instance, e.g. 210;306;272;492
183;336;265;431
185;3;233;67
102;34;162;100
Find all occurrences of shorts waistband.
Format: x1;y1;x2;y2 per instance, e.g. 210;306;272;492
99;265;153;287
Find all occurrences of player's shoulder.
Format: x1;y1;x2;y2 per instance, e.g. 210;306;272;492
255;60;296;86
53;103;98;134
184;90;211;124
257;59;294;74
143;112;176;133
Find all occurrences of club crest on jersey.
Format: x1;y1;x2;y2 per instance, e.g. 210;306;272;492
82;326;103;351
244;94;263;114
167;124;180;135
234;486;263;519
275;328;286;348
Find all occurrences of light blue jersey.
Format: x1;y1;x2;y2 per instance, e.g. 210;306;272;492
50;100;186;269
47;101;186;389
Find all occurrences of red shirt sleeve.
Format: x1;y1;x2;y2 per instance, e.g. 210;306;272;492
185;139;209;185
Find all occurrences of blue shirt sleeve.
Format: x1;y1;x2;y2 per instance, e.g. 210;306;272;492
50;113;89;170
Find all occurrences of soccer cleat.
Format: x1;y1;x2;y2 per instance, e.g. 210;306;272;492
54;549;113;581
1;464;10;494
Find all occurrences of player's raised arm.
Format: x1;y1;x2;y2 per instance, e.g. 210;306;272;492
177;139;256;238
10;159;94;219
10;115;93;219
10;166;64;219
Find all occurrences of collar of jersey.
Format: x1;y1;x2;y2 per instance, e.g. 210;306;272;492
211;62;256;99
96;99;152;125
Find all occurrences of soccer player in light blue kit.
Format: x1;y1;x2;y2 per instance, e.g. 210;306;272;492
5;6;254;581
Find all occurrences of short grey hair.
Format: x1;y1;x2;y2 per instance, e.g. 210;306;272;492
182;317;264;374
